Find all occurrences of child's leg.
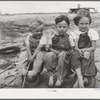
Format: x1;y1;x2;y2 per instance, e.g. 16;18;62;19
70;50;84;88
48;71;54;86
73;78;78;88
75;68;84;88
18;51;28;76
44;52;57;86
81;51;96;76
55;51;67;87
44;52;57;71
83;51;91;60
27;51;44;77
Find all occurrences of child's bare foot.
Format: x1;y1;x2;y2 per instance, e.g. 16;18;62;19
48;75;54;87
79;81;84;88
73;79;84;88
55;80;62;87
73;80;78;88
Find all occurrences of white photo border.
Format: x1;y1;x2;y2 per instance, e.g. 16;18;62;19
0;1;100;99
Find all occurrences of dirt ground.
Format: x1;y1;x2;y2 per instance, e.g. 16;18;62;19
0;12;100;88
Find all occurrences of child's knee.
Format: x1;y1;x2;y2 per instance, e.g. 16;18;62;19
83;51;90;60
58;51;66;59
46;52;57;59
27;71;38;77
44;52;57;64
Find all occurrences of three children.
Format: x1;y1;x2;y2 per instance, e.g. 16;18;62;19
21;9;99;88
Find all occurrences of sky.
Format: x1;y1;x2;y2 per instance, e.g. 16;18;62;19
0;1;100;14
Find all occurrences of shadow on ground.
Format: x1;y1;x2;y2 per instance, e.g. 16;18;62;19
24;69;76;88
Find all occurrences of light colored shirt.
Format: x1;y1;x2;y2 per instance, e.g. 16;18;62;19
70;28;99;49
70;28;99;41
25;32;32;45
39;28;57;45
68;35;75;47
39;34;52;45
25;31;53;46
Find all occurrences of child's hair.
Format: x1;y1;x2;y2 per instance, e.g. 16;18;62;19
73;9;91;26
55;15;70;26
29;18;44;32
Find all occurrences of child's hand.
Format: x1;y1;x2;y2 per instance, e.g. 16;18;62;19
45;45;50;51
21;67;28;76
81;48;88;53
77;49;83;55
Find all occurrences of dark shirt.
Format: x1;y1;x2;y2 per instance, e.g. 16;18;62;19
78;32;92;49
52;34;72;51
29;35;45;54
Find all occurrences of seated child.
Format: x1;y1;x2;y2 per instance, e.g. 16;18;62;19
44;15;75;87
70;9;99;88
21;19;44;81
21;19;56;83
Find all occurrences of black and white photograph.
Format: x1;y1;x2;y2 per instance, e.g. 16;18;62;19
0;0;100;91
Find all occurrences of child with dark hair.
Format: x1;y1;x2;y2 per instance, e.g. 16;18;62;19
73;9;92;26
70;9;99;88
55;15;70;25
45;15;75;87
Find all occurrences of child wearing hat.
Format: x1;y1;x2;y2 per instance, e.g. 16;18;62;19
70;9;99;87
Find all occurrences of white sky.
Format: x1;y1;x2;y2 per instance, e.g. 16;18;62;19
0;1;100;14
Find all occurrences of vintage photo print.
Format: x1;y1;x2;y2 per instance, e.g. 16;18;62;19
0;1;100;99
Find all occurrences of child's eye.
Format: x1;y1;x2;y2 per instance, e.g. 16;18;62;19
58;26;62;28
85;23;89;25
63;26;67;28
80;23;84;25
80;23;89;25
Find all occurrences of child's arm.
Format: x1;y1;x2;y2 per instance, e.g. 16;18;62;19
21;35;32;76
26;43;31;59
29;44;44;63
50;48;60;55
25;35;32;59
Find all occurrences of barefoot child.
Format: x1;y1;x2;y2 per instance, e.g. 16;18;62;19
21;18;57;84
20;19;48;82
71;9;99;87
21;19;44;80
45;15;75;87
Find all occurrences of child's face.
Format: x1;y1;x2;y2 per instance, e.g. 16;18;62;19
78;17;90;32
32;28;43;39
56;21;69;35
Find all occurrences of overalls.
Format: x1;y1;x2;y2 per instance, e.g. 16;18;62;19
45;34;73;81
71;32;97;77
